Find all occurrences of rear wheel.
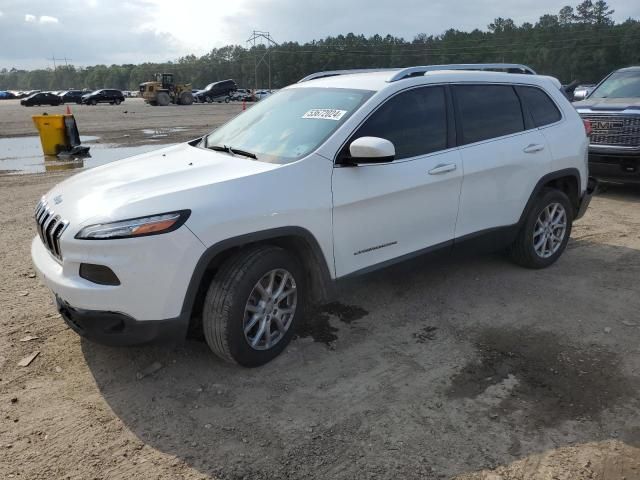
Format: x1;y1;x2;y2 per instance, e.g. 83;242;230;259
156;92;170;106
115;99;121;105
509;188;573;269
202;246;305;367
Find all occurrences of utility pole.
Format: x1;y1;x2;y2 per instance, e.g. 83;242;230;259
246;31;278;91
47;55;72;71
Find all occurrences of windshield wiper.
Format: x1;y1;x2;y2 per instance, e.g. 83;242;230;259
206;143;257;159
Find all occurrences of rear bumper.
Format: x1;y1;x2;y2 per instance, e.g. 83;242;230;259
575;177;598;220
56;296;188;346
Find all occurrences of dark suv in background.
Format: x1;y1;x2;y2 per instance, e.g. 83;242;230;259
194;79;237;103
81;89;125;105
574;66;640;184
59;90;87;104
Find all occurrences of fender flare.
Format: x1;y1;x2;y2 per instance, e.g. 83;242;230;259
179;226;333;319
517;168;582;225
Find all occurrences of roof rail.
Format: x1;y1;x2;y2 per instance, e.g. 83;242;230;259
298;68;397;83
387;63;536;82
297;63;537;84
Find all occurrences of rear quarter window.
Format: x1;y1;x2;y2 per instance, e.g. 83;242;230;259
517;86;562;127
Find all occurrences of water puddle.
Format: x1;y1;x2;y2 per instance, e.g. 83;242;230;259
141;127;188;138
0;136;174;174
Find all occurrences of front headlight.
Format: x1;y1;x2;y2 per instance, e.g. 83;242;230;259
75;210;190;240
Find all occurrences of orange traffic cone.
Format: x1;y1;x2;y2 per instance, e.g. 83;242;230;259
65;105;72;115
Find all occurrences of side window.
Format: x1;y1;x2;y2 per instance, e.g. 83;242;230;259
454;85;524;145
349;86;447;160
518;86;562;127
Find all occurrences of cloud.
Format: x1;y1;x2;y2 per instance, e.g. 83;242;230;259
39;15;59;24
0;0;186;69
2;0;639;69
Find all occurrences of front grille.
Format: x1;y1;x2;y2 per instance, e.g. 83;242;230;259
34;198;69;261
580;114;640;147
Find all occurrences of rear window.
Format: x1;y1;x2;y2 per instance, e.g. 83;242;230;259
518;86;561;127
454;85;524;145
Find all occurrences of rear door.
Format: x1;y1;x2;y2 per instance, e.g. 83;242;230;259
452;84;552;238
332;85;463;277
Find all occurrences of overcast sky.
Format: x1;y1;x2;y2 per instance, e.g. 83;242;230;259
1;0;639;69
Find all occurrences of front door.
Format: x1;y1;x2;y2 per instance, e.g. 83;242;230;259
332;86;463;277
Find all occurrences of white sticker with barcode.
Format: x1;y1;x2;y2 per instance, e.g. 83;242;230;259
302;109;347;121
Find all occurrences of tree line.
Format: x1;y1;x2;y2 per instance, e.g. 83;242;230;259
1;0;639;92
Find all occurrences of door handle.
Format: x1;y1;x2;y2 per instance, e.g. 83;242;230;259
523;143;545;154
428;163;457;175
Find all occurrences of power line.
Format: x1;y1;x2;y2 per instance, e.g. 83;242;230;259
247;30;278;90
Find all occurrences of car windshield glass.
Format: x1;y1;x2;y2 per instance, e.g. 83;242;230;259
204;83;216;90
202;87;374;164
589;71;640;99
90;90;102;95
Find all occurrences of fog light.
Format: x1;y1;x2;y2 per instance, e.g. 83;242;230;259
79;263;120;286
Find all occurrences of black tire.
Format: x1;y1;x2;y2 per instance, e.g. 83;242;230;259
509;188;573;269
90;99;97;106
115;99;121;105
202;245;306;367
156;92;170;106
206;96;213;104
179;92;193;105
224;96;230;103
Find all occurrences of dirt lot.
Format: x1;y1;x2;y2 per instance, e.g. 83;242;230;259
0;98;242;146
1;101;640;479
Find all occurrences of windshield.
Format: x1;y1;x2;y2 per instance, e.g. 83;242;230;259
203;87;374;164
590;71;640;99
90;89;102;95
204;83;216;90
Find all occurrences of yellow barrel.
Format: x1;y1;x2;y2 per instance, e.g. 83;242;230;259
32;114;69;155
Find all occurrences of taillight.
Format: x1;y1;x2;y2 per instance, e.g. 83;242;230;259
583;119;592;137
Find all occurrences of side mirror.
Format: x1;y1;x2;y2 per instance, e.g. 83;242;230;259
348;136;395;164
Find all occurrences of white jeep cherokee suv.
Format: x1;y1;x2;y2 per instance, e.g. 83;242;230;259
32;64;596;367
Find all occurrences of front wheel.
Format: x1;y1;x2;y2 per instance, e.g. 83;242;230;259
202;246;305;367
115;99;121;105
509;188;573;269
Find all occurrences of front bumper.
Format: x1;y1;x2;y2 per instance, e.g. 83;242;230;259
589;150;640;184
575;176;598;220
56;296;187;346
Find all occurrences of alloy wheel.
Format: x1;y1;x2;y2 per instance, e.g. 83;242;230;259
533;202;567;258
243;269;297;350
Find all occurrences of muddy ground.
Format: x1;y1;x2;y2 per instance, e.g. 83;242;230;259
1;102;640;479
0;98;242;146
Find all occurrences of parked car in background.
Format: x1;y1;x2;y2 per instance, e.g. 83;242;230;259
58;90;86;104
230;89;251;101
32;64;595;367
0;90;16;100
81;89;125;105
574;66;640;184
193;79;237;103
21;92;62;107
254;89;273;101
572;84;596;101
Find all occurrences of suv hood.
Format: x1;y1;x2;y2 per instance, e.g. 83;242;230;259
574;97;640;111
43;142;279;224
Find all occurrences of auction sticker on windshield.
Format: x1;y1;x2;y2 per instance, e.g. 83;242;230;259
302;109;347;121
